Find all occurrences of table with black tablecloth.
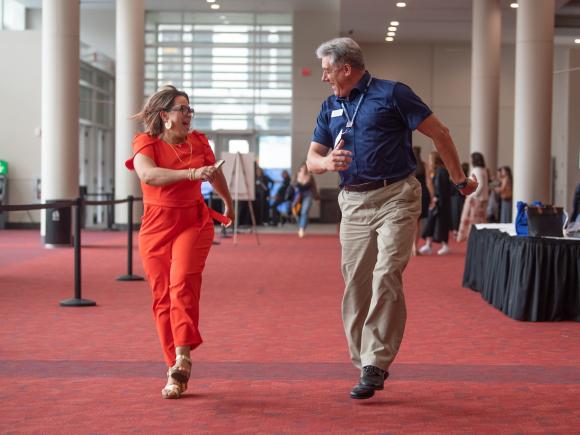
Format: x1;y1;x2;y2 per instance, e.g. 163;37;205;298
462;227;580;321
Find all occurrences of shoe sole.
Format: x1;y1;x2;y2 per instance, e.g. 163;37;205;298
350;384;383;399
350;389;375;399
350;392;374;399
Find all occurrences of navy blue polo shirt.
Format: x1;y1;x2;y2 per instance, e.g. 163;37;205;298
312;71;432;186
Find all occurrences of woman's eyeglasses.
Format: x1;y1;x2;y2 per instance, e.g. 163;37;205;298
168;105;194;116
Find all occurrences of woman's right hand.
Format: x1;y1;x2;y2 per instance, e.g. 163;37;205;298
223;203;235;227
194;165;218;183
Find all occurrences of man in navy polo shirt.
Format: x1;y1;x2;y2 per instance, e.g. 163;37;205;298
306;37;477;400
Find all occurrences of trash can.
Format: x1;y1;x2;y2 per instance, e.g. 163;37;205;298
319;188;341;223
45;200;72;247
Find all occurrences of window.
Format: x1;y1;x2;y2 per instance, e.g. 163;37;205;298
144;12;292;135
228;139;250;154
1;0;25;30
258;136;291;169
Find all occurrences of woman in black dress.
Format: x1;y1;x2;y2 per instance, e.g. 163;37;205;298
419;151;452;255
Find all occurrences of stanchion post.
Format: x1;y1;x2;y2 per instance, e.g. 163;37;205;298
60;197;96;307
117;195;144;281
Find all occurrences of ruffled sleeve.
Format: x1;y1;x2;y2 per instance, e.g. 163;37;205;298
190;131;216;166
125;133;157;170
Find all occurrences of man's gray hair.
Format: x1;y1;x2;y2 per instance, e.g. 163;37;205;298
315;37;365;70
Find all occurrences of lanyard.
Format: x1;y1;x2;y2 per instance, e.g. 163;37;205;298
340;76;373;128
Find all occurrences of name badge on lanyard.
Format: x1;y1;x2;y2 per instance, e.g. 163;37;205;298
341;76;373;130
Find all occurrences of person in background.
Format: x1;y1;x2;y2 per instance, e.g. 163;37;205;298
495;166;513;223
450;162;469;236
306;37;477;400
419;151;453;255
412;146;430;255
270;169;292;225
291;162;319;238
126;85;234;399
486;167;501;223
457;152;488;242
571;182;580;224
255;165;273;225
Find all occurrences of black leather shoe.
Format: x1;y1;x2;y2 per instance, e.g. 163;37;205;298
349;366;389;400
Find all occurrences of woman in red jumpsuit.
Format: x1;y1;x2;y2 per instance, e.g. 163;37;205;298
126;85;234;399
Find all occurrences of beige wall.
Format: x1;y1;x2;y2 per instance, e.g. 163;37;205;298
0;31;42;224
291;10;341;218
361;42;517;168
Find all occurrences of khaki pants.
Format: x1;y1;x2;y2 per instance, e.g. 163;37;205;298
338;175;421;371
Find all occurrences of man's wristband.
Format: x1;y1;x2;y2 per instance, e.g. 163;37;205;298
454;178;469;190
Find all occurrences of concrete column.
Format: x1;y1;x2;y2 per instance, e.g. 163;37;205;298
114;0;144;225
470;0;501;172
40;0;80;216
513;0;555;205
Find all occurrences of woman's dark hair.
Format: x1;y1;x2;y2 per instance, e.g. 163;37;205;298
471;152;486;168
131;85;189;137
413;146;425;177
500;165;513;183
429;151;445;171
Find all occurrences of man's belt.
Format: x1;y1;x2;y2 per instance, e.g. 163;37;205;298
341;174;409;193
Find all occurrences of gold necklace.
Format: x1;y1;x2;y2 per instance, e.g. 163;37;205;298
165;138;192;166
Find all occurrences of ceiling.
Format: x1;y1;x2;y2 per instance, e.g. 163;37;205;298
15;0;580;45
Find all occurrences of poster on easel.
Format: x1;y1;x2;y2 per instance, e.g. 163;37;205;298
220;152;256;201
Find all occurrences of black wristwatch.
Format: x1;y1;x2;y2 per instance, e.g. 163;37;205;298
454;178;469;190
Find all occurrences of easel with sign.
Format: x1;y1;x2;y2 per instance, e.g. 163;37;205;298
226;152;260;245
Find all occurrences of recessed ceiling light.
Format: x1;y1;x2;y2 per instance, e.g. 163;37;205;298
390;21;400;26
211;4;220;9
207;0;216;3
385;36;395;42
575;38;580;44
396;2;406;7
387;31;396;36
388;26;397;31
510;2;518;8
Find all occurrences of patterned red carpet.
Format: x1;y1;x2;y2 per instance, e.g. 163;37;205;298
0;229;579;433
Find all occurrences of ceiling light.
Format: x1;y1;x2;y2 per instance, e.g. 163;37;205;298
390;21;399;26
388;26;397;31
575;38;580;44
387;31;396;36
385;36;395;42
211;4;220;9
510;2;518;8
206;0;216;3
396;2;406;7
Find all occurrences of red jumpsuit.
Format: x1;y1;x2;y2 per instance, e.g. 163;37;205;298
126;131;216;366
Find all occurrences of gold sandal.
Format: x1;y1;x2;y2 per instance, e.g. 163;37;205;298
169;354;192;383
161;371;187;399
